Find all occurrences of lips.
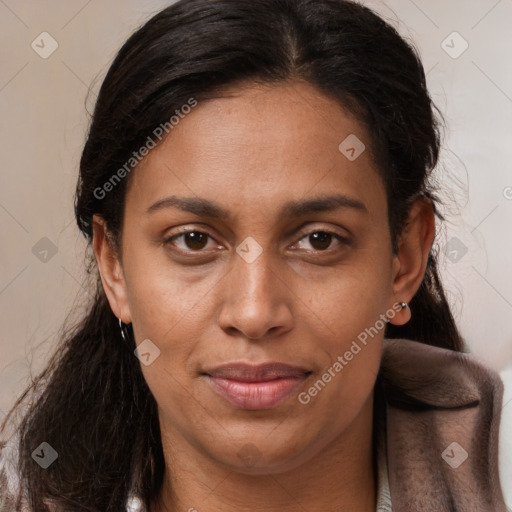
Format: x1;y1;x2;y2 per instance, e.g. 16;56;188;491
203;363;311;410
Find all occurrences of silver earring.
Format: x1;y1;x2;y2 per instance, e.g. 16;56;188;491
400;302;408;309
119;318;131;342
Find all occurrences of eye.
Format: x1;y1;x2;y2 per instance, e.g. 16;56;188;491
165;230;219;252
292;230;349;252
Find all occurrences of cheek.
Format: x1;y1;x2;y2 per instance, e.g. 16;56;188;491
124;253;222;411
124;245;218;342
128;272;206;428
311;280;387;388
293;273;387;431
298;253;392;344
296;250;391;398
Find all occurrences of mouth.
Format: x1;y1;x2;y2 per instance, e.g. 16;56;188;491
202;362;312;410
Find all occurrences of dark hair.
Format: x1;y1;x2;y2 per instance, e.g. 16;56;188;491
1;0;466;510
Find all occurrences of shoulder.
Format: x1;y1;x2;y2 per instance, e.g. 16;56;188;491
380;339;511;510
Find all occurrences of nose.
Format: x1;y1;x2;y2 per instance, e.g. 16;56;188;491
217;245;294;341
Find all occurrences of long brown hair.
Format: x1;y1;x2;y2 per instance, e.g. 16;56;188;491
1;0;465;510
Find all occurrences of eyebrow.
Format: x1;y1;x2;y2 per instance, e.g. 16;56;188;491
146;194;368;219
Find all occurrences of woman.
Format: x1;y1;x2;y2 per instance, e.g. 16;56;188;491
0;0;510;510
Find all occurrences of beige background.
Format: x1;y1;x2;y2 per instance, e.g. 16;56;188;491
1;0;511;427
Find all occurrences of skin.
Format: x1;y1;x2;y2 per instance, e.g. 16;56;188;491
93;80;434;511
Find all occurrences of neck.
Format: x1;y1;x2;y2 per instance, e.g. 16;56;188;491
152;396;377;512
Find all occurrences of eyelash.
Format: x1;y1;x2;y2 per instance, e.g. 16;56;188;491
163;227;351;256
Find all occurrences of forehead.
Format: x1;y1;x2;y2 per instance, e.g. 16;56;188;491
125;80;386;222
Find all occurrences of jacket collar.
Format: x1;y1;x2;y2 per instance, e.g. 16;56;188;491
378;338;507;512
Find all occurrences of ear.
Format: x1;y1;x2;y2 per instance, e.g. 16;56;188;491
387;197;435;326
92;214;132;324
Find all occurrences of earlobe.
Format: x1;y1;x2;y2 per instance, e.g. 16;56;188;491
387;197;435;326
387;301;411;326
92;214;132;323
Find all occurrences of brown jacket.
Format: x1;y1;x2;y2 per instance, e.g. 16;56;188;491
378;338;508;511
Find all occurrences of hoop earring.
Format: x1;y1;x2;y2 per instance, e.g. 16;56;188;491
119;318;132;343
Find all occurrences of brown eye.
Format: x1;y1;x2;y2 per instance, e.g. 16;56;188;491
308;232;333;251
165;231;215;252
295;231;348;252
182;232;209;250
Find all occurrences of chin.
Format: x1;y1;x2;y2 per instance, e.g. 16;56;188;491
205;432;314;475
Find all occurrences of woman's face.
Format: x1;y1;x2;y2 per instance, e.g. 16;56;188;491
97;80;411;473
